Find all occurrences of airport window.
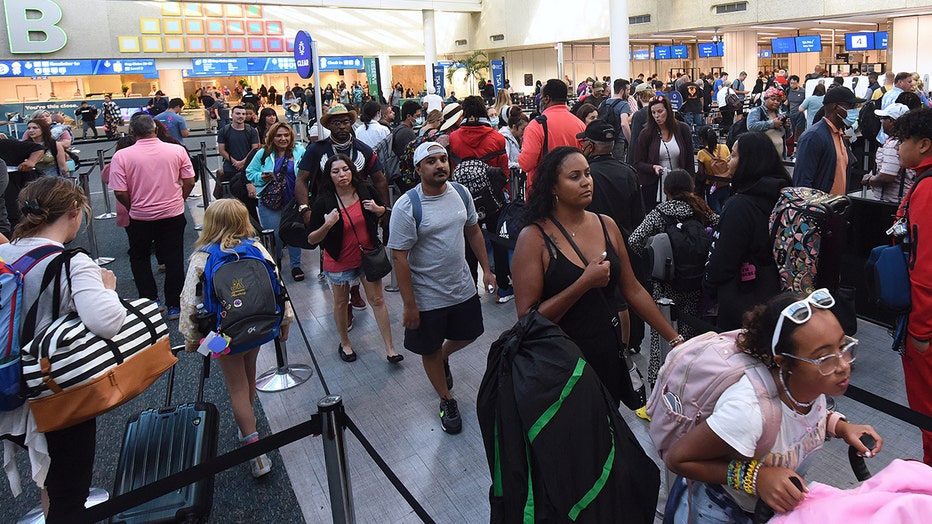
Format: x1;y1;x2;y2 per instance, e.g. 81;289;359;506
715;2;748;14
629;14;651;24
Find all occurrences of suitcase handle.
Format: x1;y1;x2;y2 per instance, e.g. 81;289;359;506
166;346;211;406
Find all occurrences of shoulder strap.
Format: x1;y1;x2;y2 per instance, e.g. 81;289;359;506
20;248;85;344
535;115;549;156
407;188;422;228
10;245;64;275
477;150;507;163
745;365;782;459
548;214;588;264
408;183;470;229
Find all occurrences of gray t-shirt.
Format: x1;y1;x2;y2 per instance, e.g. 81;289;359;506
387;182;478;311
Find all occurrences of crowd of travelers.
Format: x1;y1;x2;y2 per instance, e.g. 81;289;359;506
4;66;932;522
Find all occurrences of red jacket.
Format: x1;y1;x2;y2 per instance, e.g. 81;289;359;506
906;156;932;340
448;124;509;172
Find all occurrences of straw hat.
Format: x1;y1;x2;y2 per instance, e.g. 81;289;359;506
320;104;358;127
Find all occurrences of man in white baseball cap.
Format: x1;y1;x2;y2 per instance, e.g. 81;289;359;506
387;140;496;435
863;102;914;202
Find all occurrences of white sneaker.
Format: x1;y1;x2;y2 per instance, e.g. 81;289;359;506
251;453;272;478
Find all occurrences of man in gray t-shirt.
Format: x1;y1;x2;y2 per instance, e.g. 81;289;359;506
388;141;495;435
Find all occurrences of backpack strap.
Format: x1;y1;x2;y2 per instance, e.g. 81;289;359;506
745;364;782;459
407;182;471;229
534;114;549;157
10;245;64;275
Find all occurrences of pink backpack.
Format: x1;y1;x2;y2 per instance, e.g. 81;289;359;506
646;330;782;460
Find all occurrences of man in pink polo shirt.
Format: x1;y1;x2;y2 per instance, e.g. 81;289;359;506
109;113;195;320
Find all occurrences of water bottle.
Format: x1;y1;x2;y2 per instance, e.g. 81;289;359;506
195;303;215;336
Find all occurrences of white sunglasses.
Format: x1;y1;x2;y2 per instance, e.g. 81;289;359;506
770;288;835;356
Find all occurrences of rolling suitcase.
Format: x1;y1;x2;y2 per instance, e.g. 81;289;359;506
770;187;851;294
111;350;218;524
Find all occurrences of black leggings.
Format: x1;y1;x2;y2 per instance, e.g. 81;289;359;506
465;211;511;290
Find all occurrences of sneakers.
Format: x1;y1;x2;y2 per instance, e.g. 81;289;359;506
496;286;515;304
439;398;462;434
251;453;272;478
350;285;367;310
166;307;180;321
154;299;165;313
443;359;453;390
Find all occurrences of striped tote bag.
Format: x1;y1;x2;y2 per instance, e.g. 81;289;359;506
21;298;176;432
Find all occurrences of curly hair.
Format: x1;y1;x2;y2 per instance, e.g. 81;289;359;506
736;292;807;368
524;146;585;223
893;107;932;142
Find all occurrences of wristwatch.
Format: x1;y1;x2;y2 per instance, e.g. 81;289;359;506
297;204;310;213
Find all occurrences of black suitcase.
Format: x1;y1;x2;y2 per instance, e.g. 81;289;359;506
111;350;218;524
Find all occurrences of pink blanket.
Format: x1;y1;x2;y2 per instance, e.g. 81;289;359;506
770;459;932;523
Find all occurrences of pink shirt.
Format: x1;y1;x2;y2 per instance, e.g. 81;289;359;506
108;137;194;221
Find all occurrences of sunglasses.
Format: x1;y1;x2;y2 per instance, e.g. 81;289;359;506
770;288;835;356
781;336;858;376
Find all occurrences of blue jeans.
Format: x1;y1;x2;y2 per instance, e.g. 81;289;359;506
671;479;752;524
682;113;705;148
257;202;303;269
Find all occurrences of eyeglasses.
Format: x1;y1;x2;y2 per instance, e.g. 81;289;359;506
770;288;835;355
780;336;858;375
329;119;353;128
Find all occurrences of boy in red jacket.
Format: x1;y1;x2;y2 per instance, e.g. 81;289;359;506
894;107;932;464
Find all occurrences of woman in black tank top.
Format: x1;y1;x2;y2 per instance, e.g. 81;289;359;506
511;146;681;407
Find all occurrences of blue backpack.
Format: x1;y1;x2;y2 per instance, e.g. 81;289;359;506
0;245;63;411
200;240;284;353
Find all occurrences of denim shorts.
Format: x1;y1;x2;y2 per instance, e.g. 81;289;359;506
324;267;362;286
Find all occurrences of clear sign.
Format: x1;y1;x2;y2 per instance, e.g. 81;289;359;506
317;56;364;72
294;30;313;79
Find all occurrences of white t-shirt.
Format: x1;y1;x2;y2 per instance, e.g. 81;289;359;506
706;375;827;512
354;121;390;149
422;93;444;113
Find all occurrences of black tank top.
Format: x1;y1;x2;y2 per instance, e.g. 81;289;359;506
535;216;626;403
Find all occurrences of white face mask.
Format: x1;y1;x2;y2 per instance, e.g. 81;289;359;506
489;116;500;127
415;116;425;126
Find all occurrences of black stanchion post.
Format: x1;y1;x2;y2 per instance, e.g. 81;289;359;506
95;148;116;219
319;395;355;524
256;229;312;392
198;142;210;210
384;184;400;292
656;297;676;363
79;171;114;266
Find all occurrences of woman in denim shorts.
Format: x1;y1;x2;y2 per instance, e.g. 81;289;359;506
307;154;402;363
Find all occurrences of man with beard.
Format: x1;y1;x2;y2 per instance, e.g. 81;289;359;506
388;141;495;434
296;104;390;319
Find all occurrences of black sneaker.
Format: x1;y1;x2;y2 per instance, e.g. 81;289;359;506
439;398;462;434
443;359;453;390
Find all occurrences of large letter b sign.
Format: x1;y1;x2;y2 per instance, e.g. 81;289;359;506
4;0;67;54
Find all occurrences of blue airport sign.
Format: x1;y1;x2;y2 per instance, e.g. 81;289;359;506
0;59;156;77
317;56;364;72
294;30;313;79
248;57;297;73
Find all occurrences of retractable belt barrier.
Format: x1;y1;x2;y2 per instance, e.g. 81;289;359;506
673;306;932;433
76;276;436;524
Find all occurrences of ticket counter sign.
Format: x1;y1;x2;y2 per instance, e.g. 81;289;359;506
318;56;364;72
0;58;155;77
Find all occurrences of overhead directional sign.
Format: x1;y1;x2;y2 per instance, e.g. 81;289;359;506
248;57;297;73
317;56;364;72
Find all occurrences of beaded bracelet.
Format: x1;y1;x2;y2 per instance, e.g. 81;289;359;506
669;334;686;348
742;460;760;496
726;460;741;490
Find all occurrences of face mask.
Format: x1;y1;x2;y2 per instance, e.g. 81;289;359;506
489;117;500;127
842;107;859;128
415;116;425;126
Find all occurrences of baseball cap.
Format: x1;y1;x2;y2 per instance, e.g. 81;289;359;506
875;102;910;120
413;142;447;165
822;86;865;106
634;82;653;94
593;81;606;91
576;120;615;142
